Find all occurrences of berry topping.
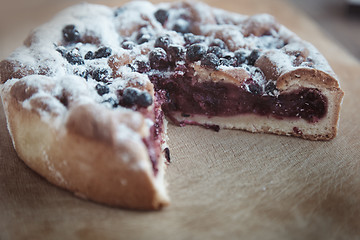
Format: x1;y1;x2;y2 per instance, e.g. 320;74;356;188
247;49;260;65
132;60;150;73
65;49;84;65
249;84;262;95
84;51;94;60
234;50;247;66
207;46;223;58
92;69;110;82
219;58;235;67
56;47;66;57
103;97;118;108
121;88;153;108
174;63;187;72
265;81;277;95
186;44;207;62
201;53;220;69
121;40;135;50
154;36;172;50
173;19;190;34
137;92;153;108
73;69;89;79
167;45;185;63
154;9;169;25
95;83;110;96
222;52;233;59
149;48;169;69
121;88;138;106
184;33;205;46
210;38;227;49
94;47;112;59
62;25;80;43
136;29;152;44
164;147;171;162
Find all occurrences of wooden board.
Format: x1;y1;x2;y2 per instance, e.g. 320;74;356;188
1;0;360;239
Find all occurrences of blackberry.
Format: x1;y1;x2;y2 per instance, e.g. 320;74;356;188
136;92;153;108
207;46;223;58
122;88;138;107
174;63;187;71
248;83;262;95
56;47;66;57
154;36;172;50
92;69;110;82
95;83;110;96
65;50;84;65
137;35;151;45
173;20;190;34
136;29;152;44
133;60;150;73
84;51;94;60
164;147;171;162
234;50;247;66
201;53;220;69
121;40;135;50
247;49;260;65
154;9;169;25
184;33;205;45
62;25;80;43
265;81;277;95
167;45;185;62
103;98;118;108
94;47;112;59
222;52;233;60
149;48;169;69
73;69;89;79
219;58;235;67
210;38;227;49
186;44;207;62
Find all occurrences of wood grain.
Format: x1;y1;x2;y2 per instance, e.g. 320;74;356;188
1;0;360;239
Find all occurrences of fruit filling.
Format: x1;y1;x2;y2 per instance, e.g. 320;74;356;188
142;91;167;175
151;72;328;124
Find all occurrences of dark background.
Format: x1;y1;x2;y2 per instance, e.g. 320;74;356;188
289;0;360;60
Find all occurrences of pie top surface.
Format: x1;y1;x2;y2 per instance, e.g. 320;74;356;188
0;1;341;143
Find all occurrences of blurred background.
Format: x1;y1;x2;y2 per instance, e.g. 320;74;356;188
289;0;360;60
0;0;359;60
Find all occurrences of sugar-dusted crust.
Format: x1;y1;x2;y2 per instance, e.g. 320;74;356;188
1;76;169;210
0;1;344;210
187;50;344;140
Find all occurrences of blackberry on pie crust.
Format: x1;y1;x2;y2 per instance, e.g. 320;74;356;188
0;1;344;209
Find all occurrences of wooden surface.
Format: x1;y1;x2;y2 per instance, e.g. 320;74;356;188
1;0;360;239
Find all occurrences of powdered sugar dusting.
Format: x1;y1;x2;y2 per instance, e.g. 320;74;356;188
1;0;339;148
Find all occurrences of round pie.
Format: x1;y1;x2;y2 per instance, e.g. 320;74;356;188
0;1;344;209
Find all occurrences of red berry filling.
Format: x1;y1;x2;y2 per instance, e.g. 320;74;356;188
150;71;327;124
142;91;166;175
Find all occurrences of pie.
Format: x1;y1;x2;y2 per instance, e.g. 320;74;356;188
0;1;344;209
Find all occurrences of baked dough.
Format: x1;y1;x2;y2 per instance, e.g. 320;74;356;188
0;1;344;209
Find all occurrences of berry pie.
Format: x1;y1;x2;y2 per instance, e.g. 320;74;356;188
0;1;344;209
